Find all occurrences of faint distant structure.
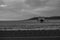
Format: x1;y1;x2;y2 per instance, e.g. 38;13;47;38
27;16;47;23
37;17;45;23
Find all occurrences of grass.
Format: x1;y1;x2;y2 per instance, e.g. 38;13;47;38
0;19;60;30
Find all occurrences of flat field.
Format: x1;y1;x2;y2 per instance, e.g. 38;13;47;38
0;19;60;30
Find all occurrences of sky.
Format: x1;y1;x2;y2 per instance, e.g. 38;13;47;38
0;0;60;21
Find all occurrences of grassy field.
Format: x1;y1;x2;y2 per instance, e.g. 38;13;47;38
0;19;60;30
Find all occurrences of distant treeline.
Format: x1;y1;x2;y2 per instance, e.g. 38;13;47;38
27;16;60;20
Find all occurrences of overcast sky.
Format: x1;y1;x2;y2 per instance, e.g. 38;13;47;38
0;0;60;21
